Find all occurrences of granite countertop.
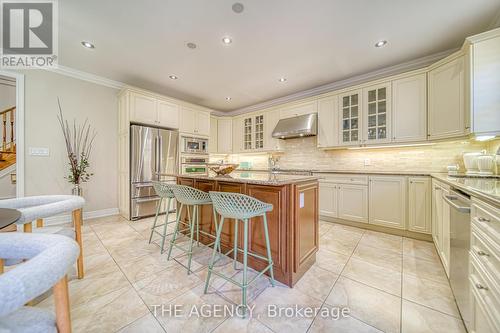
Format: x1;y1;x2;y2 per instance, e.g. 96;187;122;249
431;173;500;207
234;168;431;176
176;173;319;185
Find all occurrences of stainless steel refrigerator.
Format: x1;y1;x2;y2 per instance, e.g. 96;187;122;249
130;124;179;220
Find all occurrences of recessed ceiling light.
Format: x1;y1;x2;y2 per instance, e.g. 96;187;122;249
232;3;244;13
278;77;287;82
81;41;95;49
169;75;178;80
186;42;197;49
225;97;232;101
375;40;388;48
222;36;232;45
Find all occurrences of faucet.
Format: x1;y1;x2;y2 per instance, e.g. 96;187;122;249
268;155;280;171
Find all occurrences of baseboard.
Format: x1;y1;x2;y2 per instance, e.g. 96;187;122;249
43;207;119;226
320;215;432;241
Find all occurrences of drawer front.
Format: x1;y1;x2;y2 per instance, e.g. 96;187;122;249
471;225;500;286
319;174;368;185
469;257;500;332
472;199;500;245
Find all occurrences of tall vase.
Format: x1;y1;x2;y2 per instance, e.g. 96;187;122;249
72;184;83;197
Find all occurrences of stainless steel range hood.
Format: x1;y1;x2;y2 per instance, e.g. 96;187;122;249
272;113;317;139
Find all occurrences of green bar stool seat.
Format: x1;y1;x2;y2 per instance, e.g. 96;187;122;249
149;181;185;254
204;191;275;313
167;184;218;274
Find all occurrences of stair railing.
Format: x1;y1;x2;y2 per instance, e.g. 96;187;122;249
1;106;15;152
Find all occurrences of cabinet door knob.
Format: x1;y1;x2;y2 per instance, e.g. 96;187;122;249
475;283;488;291
477;250;489;257
478;217;490;223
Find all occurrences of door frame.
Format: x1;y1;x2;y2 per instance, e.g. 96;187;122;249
0;70;25;197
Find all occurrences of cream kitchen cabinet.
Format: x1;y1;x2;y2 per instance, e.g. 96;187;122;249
232;117;243;153
263;109;283;151
432;179;450;276
392;73;427;142
217;118;233;153
209;116;218;153
467;29;500;137
408;177;431;234
317;96;339;148
179;106;211;136
338;184;368;223
338;90;362;146
319;181;338;218
363;83;392;144
279;100;317;119
428;55;467;140
368;176;406;229
129;92;180;129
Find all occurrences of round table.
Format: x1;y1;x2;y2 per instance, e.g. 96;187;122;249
0;208;21;229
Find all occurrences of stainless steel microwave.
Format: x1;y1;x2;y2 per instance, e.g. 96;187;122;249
181;136;208;154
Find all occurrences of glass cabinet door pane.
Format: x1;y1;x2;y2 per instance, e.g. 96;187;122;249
351;94;358;105
351;106;358;117
368;115;376;127
351;118;358;129
343;131;349;142
378;88;386;100
368;103;376;115
343;108;349;119
368;90;376;102
343;96;349;107
343;119;350;130
378;127;386;139
378;114;386;126
351;131;358;141
378;101;386;113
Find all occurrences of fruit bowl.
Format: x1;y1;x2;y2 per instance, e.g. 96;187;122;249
207;163;239;176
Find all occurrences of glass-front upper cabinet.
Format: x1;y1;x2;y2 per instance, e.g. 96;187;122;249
242;114;265;151
243;117;253;150
254;115;264;149
363;83;391;143
339;90;362;146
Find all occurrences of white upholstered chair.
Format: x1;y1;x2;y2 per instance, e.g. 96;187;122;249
0;195;85;279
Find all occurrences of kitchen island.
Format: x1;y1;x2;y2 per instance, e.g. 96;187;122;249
176;172;319;287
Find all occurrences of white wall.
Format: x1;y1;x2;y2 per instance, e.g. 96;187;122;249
22;70;119;212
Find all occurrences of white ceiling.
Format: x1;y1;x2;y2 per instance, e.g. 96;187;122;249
59;0;500;112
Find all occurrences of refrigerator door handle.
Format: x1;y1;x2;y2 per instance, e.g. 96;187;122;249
158;134;162;176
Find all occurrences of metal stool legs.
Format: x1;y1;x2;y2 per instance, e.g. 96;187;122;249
148;197;178;254
204;212;275;313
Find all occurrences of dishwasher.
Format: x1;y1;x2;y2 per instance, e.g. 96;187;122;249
443;188;472;332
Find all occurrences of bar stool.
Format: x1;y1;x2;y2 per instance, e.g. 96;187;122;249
167;185;218;274
149;181;186;253
205;191;275;312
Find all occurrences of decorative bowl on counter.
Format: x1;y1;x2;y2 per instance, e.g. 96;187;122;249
207;163;239;176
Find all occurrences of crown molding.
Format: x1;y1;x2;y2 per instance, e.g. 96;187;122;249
224;48;457;116
488;8;500;29
45;65;126;90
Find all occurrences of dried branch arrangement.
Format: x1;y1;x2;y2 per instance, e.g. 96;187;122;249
57;98;96;185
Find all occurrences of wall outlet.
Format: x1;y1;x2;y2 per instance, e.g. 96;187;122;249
29;147;50;156
364;158;371;166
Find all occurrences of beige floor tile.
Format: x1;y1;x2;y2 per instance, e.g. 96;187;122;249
319;221;334;236
214;265;273;305
331;223;366;236
71;286;149;333
135;265;203;305
309;311;383;333
153;284;230;333
213;317;273;333
342;257;402;296
118;313;165;333
402;274;459;317
315;248;350;274
401;300;466;333
403;238;440;262
326;225;365;242
294;264;339;301
325;277;401;333
108;239;163;265
352;243;402;272
253;285;323;333
118;253;178;284
359;231;402;253
320;231;360;256
403;256;448;284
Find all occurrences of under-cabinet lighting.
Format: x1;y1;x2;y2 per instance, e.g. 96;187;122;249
347;143;435;150
475;135;496;142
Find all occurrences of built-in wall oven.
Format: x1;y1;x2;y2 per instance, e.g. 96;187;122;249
181;136;208;154
180;155;209;175
443;188;472;332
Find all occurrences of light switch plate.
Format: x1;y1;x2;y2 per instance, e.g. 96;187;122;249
364;158;371;166
29;147;50;156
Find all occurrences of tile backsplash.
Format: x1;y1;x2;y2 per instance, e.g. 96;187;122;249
212;137;500;173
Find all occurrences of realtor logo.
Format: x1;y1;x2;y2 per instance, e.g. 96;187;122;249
0;0;58;68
